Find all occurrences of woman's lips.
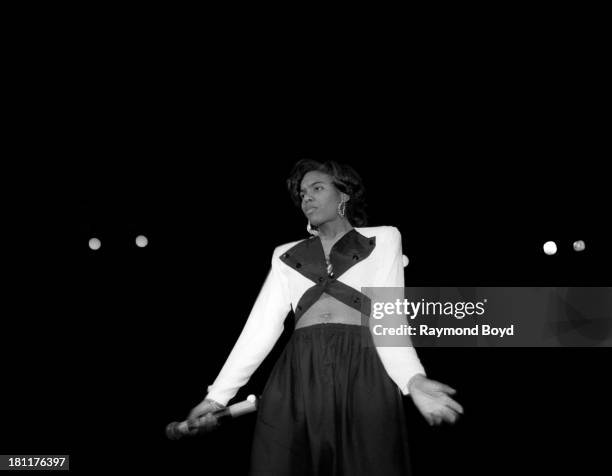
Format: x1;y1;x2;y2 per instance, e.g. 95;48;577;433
305;207;317;214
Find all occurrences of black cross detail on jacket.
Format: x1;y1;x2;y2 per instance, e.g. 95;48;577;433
279;229;376;323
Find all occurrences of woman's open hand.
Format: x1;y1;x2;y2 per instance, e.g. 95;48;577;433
408;374;464;426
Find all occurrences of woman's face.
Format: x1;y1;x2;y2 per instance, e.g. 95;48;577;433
300;171;347;226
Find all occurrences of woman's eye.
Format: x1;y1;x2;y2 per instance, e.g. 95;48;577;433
315;186;323;191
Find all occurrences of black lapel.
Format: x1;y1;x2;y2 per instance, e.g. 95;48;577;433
329;229;376;278
278;229;376;322
278;235;326;283
279;229;375;280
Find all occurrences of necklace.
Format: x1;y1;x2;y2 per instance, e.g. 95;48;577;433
320;228;352;278
325;254;334;277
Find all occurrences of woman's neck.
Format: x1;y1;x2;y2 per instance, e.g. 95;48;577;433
317;218;353;241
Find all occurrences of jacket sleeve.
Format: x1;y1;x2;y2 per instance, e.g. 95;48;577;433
373;226;427;395
205;246;292;406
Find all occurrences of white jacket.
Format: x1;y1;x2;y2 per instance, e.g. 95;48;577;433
205;225;426;406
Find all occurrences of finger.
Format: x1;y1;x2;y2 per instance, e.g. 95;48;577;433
442;408;458;424
186;419;199;433
205;413;220;424
433;382;457;395
190;412;208;425
444;398;464;415
431;413;442;426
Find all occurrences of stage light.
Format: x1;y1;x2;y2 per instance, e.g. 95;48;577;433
89;238;101;250
402;254;409;267
135;235;149;248
543;241;557;256
573;240;585;252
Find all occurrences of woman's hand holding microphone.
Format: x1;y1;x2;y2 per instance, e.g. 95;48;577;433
186;398;227;434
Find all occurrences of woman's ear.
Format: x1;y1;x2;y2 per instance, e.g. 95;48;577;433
342;193;350;202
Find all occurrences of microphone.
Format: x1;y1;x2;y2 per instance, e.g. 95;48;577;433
166;394;259;440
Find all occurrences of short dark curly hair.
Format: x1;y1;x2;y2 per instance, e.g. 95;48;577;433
286;159;368;227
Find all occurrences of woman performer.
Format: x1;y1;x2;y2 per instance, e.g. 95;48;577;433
187;159;463;475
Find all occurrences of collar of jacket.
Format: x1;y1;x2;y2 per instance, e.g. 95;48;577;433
279;229;376;322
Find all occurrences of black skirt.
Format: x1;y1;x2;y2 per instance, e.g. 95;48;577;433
249;323;412;476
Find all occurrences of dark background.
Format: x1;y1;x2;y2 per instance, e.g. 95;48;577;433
3;9;610;475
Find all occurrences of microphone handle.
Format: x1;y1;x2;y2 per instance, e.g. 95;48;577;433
166;395;259;440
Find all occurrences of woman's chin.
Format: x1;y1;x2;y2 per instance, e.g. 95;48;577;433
306;214;319;225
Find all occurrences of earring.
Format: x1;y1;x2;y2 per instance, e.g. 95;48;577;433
307;220;319;236
337;199;346;217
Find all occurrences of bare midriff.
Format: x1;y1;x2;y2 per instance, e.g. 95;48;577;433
294;292;364;329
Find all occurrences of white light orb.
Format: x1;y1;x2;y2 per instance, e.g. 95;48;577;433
573;240;585;252
402;254;409;267
135;235;148;248
88;238;101;250
247;394;256;403
543;241;557;256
